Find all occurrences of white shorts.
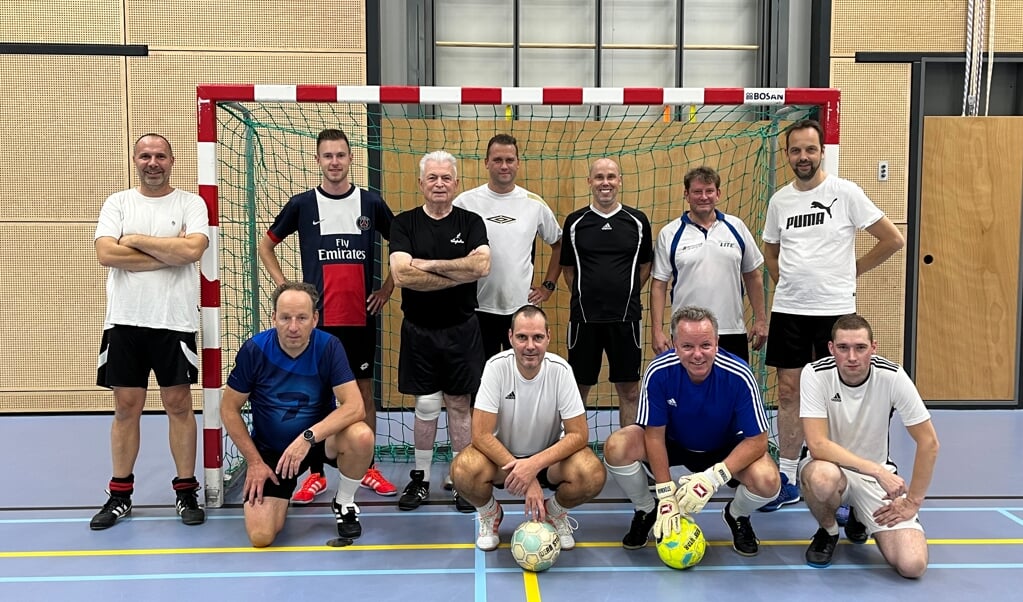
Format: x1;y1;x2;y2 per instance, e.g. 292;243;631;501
801;457;924;537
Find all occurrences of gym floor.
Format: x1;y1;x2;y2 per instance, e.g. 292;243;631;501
2;409;1021;601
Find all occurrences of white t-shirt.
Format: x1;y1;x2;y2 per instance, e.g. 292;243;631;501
475;350;585;457
652;211;763;335
762;175;884;315
800;355;931;467
95;188;209;332
453;184;562;314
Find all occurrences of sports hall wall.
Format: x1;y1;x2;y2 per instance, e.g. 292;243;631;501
2;0;1021;413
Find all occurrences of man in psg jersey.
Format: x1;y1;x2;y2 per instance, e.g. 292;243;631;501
560;157;652;428
259;129;397;502
389;150;491;512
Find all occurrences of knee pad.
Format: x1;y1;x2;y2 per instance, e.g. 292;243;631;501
415;391;443;422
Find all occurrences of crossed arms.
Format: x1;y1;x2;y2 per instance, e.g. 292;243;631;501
96;232;208;272
389;245;491;291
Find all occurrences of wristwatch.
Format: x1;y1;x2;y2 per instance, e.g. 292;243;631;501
542;280;556;292
302;429;316;445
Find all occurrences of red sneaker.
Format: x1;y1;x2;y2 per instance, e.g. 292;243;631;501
360;465;398;496
291;473;327;504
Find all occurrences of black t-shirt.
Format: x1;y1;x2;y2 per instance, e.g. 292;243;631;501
560;204;652;322
390;205;489;328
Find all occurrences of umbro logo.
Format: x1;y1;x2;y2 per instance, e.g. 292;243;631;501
601;222;613;231
505;391;516;399
830;392;842;402
450;232;465;244
666;398;677;407
487;215;516;224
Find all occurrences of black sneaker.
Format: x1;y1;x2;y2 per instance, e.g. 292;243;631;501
175;488;206;526
90;494;132;530
845;506;868;544
452;489;475;514
622;509;657;550
806;527;839;568
398;470;429;511
722;501;759;556
332;500;362;539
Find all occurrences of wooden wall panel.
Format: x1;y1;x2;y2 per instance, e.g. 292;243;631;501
125;0;365;51
0;56;128;222
917;117;1021;402
0;0;123;43
830;60;910;223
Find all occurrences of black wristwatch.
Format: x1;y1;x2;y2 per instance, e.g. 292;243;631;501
302;429;316;445
542;280;556;292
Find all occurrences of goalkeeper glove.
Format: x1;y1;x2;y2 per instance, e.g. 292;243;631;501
676;462;731;515
651;481;681;540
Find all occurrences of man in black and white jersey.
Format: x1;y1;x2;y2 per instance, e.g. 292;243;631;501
560;158;652;427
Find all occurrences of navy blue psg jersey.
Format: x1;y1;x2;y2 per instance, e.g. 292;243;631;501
389;206;489;329
226;328;355;453
637;348;769;452
267;185;394;327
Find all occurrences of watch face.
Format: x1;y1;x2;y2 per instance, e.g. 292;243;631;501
543;281;555;291
303;430;314;442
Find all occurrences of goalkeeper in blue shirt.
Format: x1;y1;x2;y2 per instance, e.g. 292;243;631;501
603;305;780;556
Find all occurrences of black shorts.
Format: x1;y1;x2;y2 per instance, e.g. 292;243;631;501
248;442;336;500
665;439;741;472
495;465;558;491
566;321;643;385
717;333;750;365
320;324;376;380
96;326;198;388
475;311;514;359
398;316;485;396
764;312;842;369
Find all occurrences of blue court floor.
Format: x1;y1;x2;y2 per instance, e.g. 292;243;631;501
1;410;1021;601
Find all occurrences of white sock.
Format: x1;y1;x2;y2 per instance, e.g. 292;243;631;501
447;452;459;484
825;523;840;536
605;460;656;513
729;484;776;517
415;449;433;481
478;496;498;515
333;471;362;506
779;457;799;484
546;495;568;517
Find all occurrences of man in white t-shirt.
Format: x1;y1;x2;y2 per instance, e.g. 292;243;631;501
454;134;563;359
92;134;210;530
450;305;606;552
650;165;768;364
759;119;905;512
800;314;938;578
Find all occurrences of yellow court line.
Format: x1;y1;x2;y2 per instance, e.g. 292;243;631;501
2;538;1021;559
523;570;542;602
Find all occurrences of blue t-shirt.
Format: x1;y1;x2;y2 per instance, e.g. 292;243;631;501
227;328;355;453
637;348;768;452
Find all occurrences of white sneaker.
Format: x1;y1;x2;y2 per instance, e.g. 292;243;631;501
476;503;503;551
547;510;579;550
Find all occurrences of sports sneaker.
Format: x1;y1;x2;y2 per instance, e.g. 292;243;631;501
546;509;579;550
835;504;850;526
452;489;475;514
292;472;328;505
332;500;362;540
759;473;801;512
845;506;868;544
722;501;759;556
806;527;839;568
398;470;429;511
622;508;657;550
175;488;206;526
476;503;504;551
90;494;132;530
360;466;398;496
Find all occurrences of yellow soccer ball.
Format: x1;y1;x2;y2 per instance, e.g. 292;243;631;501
510;520;561;572
656;516;707;569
